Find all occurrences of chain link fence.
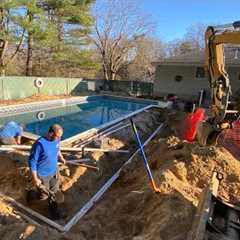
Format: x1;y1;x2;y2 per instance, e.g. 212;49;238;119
0;77;153;100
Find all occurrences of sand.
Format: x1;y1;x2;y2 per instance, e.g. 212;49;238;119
0;94;72;106
0;110;240;239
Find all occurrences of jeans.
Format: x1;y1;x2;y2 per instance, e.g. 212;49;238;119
38;172;59;201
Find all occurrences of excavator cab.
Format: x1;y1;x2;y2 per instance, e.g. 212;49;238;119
196;21;240;146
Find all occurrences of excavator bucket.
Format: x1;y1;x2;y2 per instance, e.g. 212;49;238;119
196;121;215;146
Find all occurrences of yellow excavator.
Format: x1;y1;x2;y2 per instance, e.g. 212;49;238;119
196;21;240;146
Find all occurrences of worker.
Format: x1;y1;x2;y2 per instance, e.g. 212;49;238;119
28;124;66;219
0;121;23;145
182;101;206;142
216;120;240;159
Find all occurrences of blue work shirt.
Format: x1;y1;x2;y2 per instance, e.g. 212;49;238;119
28;137;60;177
0;121;22;138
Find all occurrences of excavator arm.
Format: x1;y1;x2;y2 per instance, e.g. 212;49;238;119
205;22;240;123
196;21;240;145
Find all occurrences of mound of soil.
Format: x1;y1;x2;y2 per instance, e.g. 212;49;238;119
0;110;240;240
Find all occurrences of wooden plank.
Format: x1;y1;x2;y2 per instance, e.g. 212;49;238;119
187;172;220;240
0;145;129;153
22;131;39;141
84;147;129;153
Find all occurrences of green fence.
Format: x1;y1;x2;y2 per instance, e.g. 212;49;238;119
108;80;153;96
0;77;153;100
0;77;94;100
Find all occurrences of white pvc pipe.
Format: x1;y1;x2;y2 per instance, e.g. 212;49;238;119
0;192;65;231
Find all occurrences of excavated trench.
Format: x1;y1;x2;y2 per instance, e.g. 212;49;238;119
0;110;240;240
0;107;166;225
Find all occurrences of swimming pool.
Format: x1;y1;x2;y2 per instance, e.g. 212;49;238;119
0;96;158;140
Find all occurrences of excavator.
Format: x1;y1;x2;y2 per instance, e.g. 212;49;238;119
187;22;240;240
196;21;240;146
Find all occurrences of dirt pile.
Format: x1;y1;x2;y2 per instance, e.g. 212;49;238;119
0;111;240;239
0;94;74;106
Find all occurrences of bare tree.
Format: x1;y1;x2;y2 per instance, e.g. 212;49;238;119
166;23;206;58
0;3;25;76
127;37;166;81
184;23;206;50
90;0;154;81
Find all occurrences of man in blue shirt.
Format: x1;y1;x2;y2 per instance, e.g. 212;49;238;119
28;124;66;219
0;121;23;145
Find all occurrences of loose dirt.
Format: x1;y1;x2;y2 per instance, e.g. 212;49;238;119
0;110;240;240
0;94;72;106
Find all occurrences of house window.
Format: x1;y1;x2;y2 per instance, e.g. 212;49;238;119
196;67;205;78
175;75;183;82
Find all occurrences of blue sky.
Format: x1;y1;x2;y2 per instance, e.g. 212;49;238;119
142;0;240;41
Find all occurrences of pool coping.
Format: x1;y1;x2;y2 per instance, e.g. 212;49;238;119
0;94;162;116
0;95;170;145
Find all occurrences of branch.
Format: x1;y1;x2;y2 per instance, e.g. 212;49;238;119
5;29;26;66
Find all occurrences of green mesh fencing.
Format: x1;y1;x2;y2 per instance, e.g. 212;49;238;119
0;77;153;100
41;77;68;96
108;80;153;96
1;77;37;99
0;77;87;100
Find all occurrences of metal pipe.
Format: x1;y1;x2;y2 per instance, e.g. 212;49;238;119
0;122;165;232
64;122;165;231
0;192;65;232
130;119;161;193
66;162;99;171
67;104;160;147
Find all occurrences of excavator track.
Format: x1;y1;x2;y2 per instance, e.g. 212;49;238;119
188;172;240;240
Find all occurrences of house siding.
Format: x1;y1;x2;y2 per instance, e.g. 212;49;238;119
154;64;240;98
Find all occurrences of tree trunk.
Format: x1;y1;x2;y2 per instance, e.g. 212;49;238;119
57;16;64;42
26;12;33;76
103;64;109;81
26;32;33;76
0;65;5;76
0;39;7;76
111;72;116;80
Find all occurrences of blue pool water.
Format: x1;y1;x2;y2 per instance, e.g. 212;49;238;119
0;96;156;140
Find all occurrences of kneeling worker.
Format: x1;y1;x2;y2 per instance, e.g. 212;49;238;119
28;124;66;219
0;121;23;145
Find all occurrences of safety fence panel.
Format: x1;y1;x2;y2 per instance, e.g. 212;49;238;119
40;77;68;96
69;78;88;95
108;80;153;96
1;77;37;99
0;77;153;100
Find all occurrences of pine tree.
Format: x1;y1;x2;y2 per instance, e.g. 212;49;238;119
0;1;26;76
40;0;97;70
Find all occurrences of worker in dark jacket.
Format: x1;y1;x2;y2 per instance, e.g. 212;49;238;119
28;124;66;219
0;121;23;145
